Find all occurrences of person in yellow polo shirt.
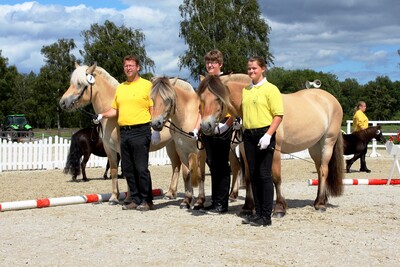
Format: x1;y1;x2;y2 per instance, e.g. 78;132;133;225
347;101;371;173
241;56;284;227
93;55;154;211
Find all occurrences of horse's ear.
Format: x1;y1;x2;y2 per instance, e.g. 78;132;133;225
75;62;80;69
87;62;97;74
200;75;205;81
171;77;178;86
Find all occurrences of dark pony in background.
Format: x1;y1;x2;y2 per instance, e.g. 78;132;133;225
343;125;386;173
63;125;120;181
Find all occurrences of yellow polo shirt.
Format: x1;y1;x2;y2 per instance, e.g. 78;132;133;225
242;79;284;129
352;110;368;132
112;77;153;126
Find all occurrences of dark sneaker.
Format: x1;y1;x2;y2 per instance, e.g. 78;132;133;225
250;216;272;227
241;214;260;224
122;202;138;210
206;206;228;215
136;202;154;211
359;168;371;173
199;204;215;213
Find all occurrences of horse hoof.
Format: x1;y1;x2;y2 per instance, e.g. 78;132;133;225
346;169;351;173
82;179;89;182
163;195;175;200
108;200;119;205
179;203;191;209
229;197;238;203
192;204;204;210
272;212;286;218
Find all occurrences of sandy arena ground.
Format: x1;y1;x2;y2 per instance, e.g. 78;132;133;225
1;150;399;266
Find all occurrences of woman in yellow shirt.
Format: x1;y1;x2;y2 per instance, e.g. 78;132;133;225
241;56;284;227
348;101;371;173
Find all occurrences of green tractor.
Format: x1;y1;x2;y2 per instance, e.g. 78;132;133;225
1;114;34;142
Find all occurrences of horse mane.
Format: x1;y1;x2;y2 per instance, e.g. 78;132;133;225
197;75;234;116
151;76;177;103
353;125;381;141
169;77;194;92
71;65;119;89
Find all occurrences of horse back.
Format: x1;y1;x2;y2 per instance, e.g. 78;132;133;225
278;89;343;152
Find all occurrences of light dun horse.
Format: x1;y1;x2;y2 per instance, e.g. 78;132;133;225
59;63;200;207
198;74;344;216
150;76;206;209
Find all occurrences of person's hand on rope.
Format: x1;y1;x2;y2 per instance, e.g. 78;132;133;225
258;133;271;150
215;123;229;134
151;130;161;145
190;128;199;140
233;120;242;130
92;114;103;124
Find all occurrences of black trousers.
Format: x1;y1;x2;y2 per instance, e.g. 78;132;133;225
120;124;153;205
243;127;275;218
202;131;232;209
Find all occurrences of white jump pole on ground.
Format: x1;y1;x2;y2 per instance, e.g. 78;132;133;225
308;178;400;186
0;189;163;212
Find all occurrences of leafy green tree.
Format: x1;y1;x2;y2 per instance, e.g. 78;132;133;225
0;50;19;119
339;78;362;122
179;0;272;80
80;20;155;82
38;39;79;129
362;76;397;121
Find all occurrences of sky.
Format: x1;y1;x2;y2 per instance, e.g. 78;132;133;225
0;0;399;85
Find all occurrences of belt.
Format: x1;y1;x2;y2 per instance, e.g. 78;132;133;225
120;123;150;130
244;126;269;134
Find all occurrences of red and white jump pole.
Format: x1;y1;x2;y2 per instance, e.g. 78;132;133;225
0;189;163;212
308;179;400;186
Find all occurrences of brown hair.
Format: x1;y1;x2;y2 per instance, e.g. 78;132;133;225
204;49;224;64
248;56;267;69
124;55;140;66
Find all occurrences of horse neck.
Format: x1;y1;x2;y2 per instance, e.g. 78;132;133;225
357;127;376;141
171;86;199;130
226;81;245;117
91;78;117;114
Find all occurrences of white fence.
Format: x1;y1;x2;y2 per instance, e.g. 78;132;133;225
2;120;397;173
0;136;171;173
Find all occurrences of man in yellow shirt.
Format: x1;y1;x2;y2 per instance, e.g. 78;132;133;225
93;55;154;211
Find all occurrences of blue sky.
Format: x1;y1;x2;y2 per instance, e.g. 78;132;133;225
0;0;399;85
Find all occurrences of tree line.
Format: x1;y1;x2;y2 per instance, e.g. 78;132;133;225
0;0;399;129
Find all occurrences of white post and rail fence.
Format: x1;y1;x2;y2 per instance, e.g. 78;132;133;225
1;120;399;173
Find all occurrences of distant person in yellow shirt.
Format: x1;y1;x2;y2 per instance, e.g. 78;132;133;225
348;101;371;173
353;101;368;132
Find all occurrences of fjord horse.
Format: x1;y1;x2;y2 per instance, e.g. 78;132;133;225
343;125;386;173
151;77;207;209
60;63;180;205
198;74;344;216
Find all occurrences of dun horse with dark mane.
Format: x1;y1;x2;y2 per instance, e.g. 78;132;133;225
198;74;344;216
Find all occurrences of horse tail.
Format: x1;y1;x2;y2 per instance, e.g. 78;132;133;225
327;132;344;197
189;152;199;187
63;134;82;177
